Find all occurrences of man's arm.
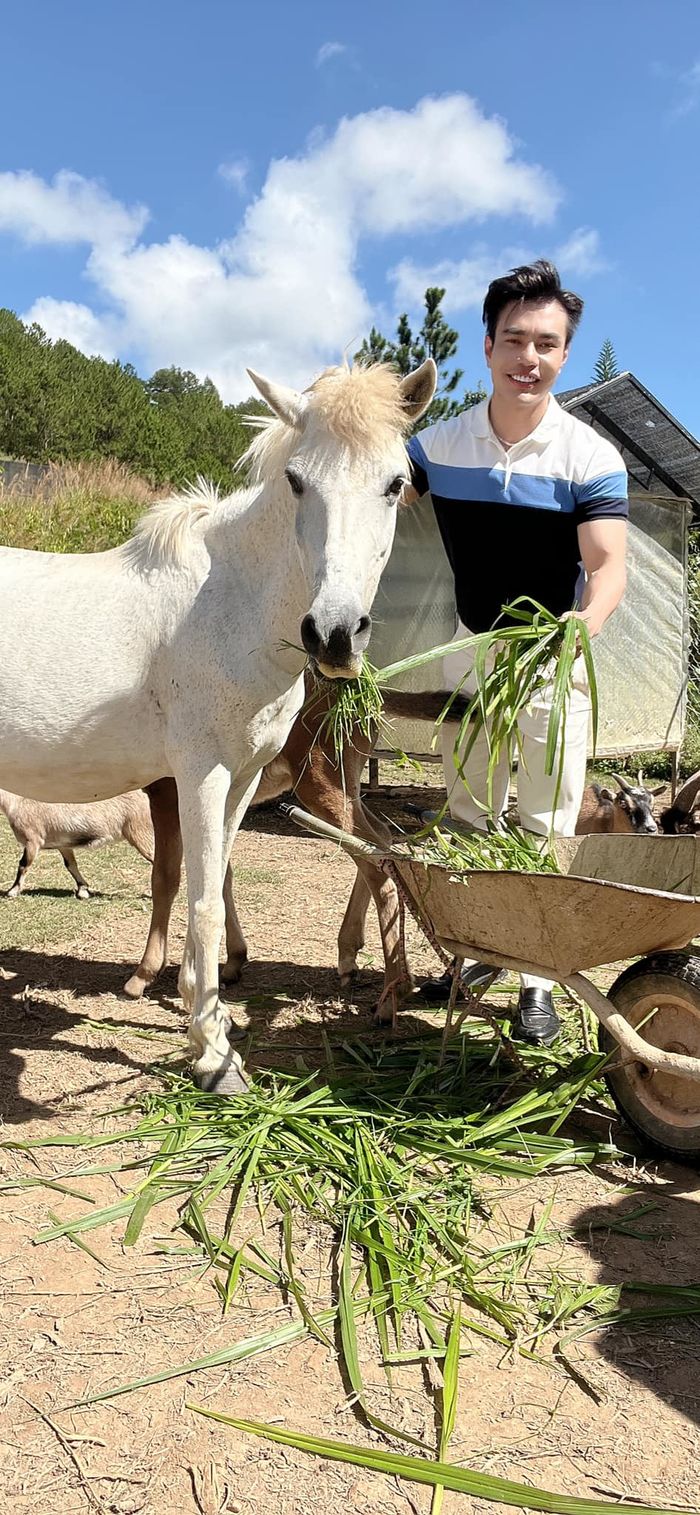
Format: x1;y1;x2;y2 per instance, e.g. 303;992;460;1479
570;517;627;638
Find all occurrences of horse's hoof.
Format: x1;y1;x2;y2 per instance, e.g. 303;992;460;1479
76;886;91;901
338;968;357;991
123;971;153;999
195;1052;251;1097
221;955;247;985
7;886;20;899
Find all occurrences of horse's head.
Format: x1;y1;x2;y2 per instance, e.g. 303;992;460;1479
246;359;436;677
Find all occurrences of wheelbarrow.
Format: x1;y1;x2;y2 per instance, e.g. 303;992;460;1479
283;806;700;1162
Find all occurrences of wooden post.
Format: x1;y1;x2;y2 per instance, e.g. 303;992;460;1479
671;748;679;801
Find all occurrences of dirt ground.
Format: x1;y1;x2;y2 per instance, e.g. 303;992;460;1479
1;780;700;1515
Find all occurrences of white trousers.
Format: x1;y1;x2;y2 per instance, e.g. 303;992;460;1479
439;618;590;993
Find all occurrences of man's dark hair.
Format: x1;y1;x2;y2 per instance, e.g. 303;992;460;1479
482;259;584;345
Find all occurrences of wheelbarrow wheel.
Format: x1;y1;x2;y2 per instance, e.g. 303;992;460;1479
600;952;700;1161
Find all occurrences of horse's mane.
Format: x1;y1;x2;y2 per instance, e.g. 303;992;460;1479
127;364;410;568
241;362;411;484
127;479;220;570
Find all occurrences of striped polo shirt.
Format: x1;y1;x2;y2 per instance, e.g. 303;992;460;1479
407;396;628;633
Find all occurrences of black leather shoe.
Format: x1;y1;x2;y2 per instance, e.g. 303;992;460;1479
513;988;560;1046
418;961;506;1003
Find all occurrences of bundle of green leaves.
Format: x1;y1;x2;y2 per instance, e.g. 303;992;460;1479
318;600;596;834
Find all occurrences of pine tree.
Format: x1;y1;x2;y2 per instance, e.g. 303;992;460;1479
593;338;620;384
0;310;256;486
355;287;483;429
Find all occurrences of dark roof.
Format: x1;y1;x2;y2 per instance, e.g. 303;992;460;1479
557;371;700;508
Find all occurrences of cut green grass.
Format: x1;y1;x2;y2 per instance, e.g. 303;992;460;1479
8;1031;698;1513
379;597;595;777
411;818;561;873
188;1409;700;1515
3;1036;655;1408
310;598;596;828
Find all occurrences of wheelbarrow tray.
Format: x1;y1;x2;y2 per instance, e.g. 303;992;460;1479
389;857;700;979
561;833;700;898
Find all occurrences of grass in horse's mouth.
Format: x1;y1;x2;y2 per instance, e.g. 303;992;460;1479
294;599;597;827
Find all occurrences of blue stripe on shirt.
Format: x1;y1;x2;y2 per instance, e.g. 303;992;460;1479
421;462;578;511
413;461;629;514
573;470;628;504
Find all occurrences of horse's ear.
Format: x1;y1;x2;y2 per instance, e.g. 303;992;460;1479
246;370;305;429
399;358;437;424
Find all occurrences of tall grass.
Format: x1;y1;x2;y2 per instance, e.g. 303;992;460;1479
0;459;156;552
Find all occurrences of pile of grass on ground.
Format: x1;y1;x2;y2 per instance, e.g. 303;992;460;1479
7;1026;699;1514
6;1026;627;1394
0;459;155;553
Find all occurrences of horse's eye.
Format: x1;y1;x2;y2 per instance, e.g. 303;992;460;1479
385;476;406;500
285;468;304;497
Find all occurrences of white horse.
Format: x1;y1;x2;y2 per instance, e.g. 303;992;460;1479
0;359;436;1096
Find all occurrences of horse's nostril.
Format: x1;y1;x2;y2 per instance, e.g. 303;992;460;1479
355;614;371;638
300;614;321;655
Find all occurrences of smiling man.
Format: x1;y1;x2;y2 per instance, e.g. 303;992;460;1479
407;260;628;1045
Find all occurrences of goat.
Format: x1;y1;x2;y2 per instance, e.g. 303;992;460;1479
0;789;154;897
659;768;700;834
575;773;661;835
124;681;469;1016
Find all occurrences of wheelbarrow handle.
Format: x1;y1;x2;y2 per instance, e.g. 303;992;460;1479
278;803;388;861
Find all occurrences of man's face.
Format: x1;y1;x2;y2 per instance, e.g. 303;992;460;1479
484;298;570;413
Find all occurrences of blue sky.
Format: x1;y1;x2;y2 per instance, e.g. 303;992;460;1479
2;0;699;434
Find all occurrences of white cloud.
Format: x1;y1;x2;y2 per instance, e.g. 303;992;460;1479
554;227;609;278
390;225;607;321
22;296;118;358
322;96;559;233
670;57;700;119
389;252;498;313
0;169;147;247
218;158;249;193
9;94;562;399
316;41;347;67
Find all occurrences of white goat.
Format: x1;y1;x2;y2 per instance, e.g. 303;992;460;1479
0;789;154;898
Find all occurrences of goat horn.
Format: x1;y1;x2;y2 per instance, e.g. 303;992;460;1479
670;768;700;816
612;773;633;795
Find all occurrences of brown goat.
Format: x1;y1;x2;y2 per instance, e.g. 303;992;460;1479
575;774;661;835
124;682;466;1016
0;788;154;897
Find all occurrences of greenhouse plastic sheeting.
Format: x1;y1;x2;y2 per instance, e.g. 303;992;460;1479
370;493;689;762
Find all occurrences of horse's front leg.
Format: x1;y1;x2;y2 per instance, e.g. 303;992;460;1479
177;765;257;1096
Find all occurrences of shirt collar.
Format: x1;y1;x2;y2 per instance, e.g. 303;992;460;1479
472;393;561;446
